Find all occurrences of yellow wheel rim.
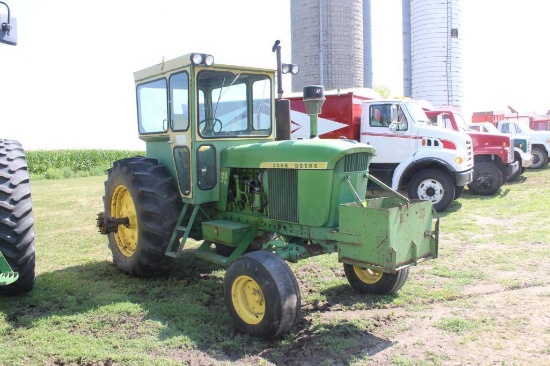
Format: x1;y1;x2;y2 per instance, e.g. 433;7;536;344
110;185;138;257
231;275;265;325
354;266;383;284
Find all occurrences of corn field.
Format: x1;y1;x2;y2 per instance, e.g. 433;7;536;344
25;150;144;177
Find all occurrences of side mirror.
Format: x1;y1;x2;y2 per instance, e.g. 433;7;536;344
0;12;17;46
390;105;398;124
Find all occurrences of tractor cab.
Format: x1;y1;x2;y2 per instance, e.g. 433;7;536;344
133;53;276;204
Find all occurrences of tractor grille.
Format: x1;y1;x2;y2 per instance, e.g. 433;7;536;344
342;152;371;172
268;169;298;223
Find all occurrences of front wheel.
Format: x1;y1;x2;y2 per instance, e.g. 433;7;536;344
529;146;548;169
224;251;301;339
454;185;465;199
408;169;455;212
467;162;503;196
344;265;409;295
507;157;522;182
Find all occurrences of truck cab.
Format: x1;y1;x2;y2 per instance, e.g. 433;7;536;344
468;121;532;180
495;120;550;169
360;100;473;212
426;110;519;192
288;90;474;212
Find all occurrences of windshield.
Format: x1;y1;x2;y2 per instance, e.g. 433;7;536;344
453;113;468;131
482;123;499;133
403;101;430;124
197;70;272;138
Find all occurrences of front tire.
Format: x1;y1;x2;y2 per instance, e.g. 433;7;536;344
529;146;548;169
408;169;455;212
467;162;503;195
507;156;522;182
104;157;181;277
224;251;301;339
344;265;409;295
0;139;35;295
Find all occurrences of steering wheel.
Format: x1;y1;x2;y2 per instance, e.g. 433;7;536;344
199;118;223;134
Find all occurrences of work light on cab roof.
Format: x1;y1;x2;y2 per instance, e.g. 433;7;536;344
190;53;214;66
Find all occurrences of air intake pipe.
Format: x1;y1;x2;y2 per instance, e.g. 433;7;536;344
303;85;325;138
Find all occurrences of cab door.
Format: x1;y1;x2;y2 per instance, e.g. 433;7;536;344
169;71;193;198
361;102;412;164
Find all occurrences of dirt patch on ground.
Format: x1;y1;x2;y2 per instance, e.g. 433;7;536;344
149;282;549;366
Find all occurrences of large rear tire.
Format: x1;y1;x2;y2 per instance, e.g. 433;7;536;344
224;251;301;339
0;139;35;295
344;265;409;295
408;169;455;212
467;162;503;196
104;157;181;277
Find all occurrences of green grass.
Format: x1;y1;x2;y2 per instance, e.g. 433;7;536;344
1;168;549;365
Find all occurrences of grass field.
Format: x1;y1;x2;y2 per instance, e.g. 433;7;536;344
1;167;549;365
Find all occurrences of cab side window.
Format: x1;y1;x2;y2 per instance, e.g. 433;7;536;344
137;78;168;134
370;105;390;127
396;106;408;131
170;72;190;131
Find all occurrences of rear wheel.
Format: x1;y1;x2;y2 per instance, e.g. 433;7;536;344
0;139;35;295
344;265;409;295
224;251;301;339
529;146;548;169
408;169;455;212
467;162;503;195
104;157;181;277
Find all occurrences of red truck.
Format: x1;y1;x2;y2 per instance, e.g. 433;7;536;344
425;110;519;194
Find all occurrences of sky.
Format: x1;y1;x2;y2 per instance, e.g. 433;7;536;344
1;0;549;150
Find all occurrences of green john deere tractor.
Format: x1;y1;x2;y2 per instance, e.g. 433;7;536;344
97;44;439;339
0;3;36;295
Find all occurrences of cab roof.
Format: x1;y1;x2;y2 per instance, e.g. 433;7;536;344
133;53;276;83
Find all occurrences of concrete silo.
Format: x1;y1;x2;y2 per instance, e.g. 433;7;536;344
407;0;463;107
290;0;364;92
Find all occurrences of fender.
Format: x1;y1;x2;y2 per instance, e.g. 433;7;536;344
392;157;456;189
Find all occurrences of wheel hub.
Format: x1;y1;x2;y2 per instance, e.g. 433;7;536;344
110;185;138;257
232;275;265;325
353;266;383;284
417;179;443;203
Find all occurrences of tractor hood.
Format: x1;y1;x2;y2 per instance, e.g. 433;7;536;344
222;139;375;170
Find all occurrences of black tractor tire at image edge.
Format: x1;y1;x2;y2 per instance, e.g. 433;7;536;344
104;157;182;278
0;139;35;295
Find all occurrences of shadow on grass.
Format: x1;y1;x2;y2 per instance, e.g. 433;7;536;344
0;251;396;364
